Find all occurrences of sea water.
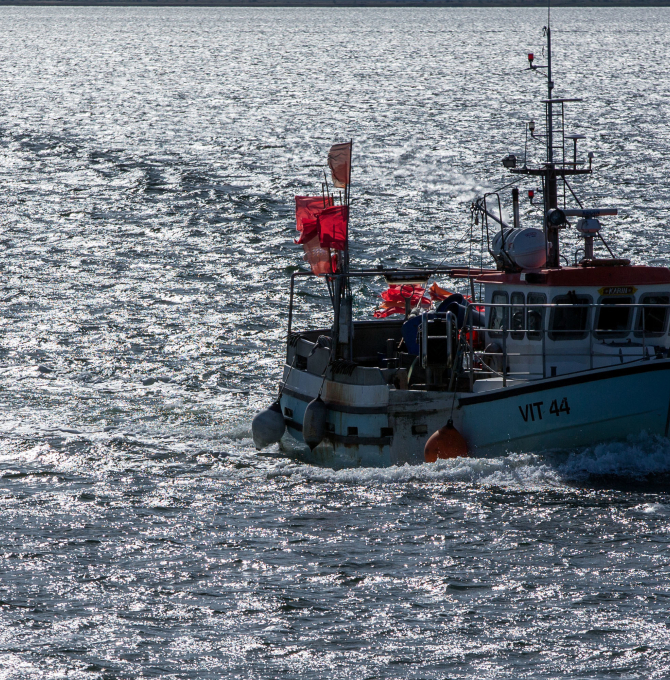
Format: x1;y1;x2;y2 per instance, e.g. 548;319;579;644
0;6;669;678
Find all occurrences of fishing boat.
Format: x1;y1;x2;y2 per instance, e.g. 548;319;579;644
252;7;670;468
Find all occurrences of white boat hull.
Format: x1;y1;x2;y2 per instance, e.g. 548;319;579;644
280;358;670;468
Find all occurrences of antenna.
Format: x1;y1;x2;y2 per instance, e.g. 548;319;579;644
546;0;553;165
500;0;594;269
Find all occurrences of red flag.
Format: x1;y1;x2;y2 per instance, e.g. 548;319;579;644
295;196;333;233
294;196;336;274
318;205;348;251
295;218;318;244
301;232;332;276
327;142;351;189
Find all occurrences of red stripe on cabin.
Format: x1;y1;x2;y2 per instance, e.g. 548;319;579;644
474;266;670;287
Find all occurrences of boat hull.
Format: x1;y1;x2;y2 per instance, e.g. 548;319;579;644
280;359;670;468
458;359;670;456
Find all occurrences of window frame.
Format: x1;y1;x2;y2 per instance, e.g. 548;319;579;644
548;293;592;342
488;291;509;338
527;292;547;341
510;292;525;340
594;295;634;340
634;293;670;338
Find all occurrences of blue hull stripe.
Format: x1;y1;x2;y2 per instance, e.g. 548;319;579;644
459;359;670;407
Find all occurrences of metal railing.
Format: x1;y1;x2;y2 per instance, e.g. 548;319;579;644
286;266;477;337
449;301;669;388
284;269;670;390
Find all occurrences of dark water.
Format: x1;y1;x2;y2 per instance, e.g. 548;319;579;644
1;6;670;678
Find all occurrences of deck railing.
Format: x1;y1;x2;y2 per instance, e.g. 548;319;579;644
453;301;668;388
285;269;669;388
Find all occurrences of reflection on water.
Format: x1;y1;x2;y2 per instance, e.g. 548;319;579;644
0;6;669;678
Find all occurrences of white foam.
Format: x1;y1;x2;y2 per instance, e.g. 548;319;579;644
558;431;670;480
253;431;670;489
264;452;565;490
634;502;669;515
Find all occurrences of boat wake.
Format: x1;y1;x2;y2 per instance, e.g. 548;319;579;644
261;431;670;490
267;451;563;488
557;431;670;484
2;420;670;493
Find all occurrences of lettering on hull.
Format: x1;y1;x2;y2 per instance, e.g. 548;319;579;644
519;398;570;422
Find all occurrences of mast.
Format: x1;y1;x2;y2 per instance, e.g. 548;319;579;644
475;0;622;274
544;1;560;267
328;139;353;361
546;0;554;167
339;139;353;361
503;0;590;269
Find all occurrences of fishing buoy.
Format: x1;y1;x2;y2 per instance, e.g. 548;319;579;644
424;419;468;462
302;396;327;450
251;401;286;450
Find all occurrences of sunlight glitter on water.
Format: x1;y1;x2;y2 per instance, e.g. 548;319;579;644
0;5;669;678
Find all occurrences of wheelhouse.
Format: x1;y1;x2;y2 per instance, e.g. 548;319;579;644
480;266;670;381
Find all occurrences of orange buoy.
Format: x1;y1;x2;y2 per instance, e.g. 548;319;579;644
424;419;468;462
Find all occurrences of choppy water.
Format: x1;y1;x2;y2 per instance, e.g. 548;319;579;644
1;5;670;678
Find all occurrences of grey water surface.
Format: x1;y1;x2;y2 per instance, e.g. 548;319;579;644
0;5;670;678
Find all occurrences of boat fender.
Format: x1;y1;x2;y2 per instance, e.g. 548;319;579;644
437;299;486;328
424;419;468;462
303;396;328;450
251;401;286;450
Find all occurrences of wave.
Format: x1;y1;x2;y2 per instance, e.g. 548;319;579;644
3;424;670;492
259;431;670;490
557;431;670;482
263;451;561;489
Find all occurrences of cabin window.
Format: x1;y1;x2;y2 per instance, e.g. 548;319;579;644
635;294;670;337
511;292;525;340
527;292;547;341
488;291;508;337
595;296;633;339
549;293;591;341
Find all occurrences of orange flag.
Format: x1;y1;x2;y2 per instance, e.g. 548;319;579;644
327;142;351;189
301;232;332;276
